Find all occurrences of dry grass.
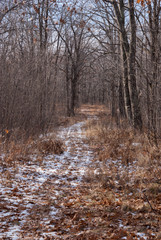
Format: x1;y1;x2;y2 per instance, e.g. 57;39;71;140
84;117;161;167
84;114;161;190
0;105;160;238
37;138;64;155
79;104;108;117
0;134;64;169
56;104;108;128
84;116;161;198
82;112;161;238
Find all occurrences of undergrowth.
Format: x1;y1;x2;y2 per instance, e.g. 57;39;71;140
0;105;160;239
83;116;161;238
84;118;161;167
0;134;64;169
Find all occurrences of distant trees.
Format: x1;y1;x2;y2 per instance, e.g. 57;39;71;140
0;0;57;136
52;1;95;116
93;0;161;136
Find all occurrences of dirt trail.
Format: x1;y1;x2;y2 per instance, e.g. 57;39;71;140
1;105;160;239
0;105;102;239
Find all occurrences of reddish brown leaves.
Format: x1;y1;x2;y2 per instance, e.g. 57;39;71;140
137;0;151;6
80;20;86;28
60;18;66;24
33;4;39;14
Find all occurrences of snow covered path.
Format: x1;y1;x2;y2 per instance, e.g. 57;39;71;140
1;105;160;240
0;121;94;239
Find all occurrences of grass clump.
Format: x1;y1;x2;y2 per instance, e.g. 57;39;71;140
37;139;64;155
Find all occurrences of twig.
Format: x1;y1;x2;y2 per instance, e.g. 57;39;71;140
142;190;157;213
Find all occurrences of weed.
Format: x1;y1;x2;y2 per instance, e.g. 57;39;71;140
37;139;64;155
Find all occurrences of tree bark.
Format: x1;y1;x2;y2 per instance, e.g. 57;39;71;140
128;0;142;130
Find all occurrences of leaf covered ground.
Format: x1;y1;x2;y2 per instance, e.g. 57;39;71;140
0;105;161;239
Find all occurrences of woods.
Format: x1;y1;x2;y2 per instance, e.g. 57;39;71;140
0;1;161;239
0;0;160;138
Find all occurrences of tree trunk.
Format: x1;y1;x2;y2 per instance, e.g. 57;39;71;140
128;0;142;130
119;77;126;118
121;42;133;121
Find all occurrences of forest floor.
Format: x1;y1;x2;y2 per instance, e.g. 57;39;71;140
0;105;161;240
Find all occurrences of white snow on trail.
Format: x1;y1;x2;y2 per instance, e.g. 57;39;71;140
0;121;93;239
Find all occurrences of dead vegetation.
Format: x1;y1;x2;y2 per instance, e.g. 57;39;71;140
0;132;64;168
81;114;161;239
85;117;161;166
0;105;161;239
37;139;64;155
